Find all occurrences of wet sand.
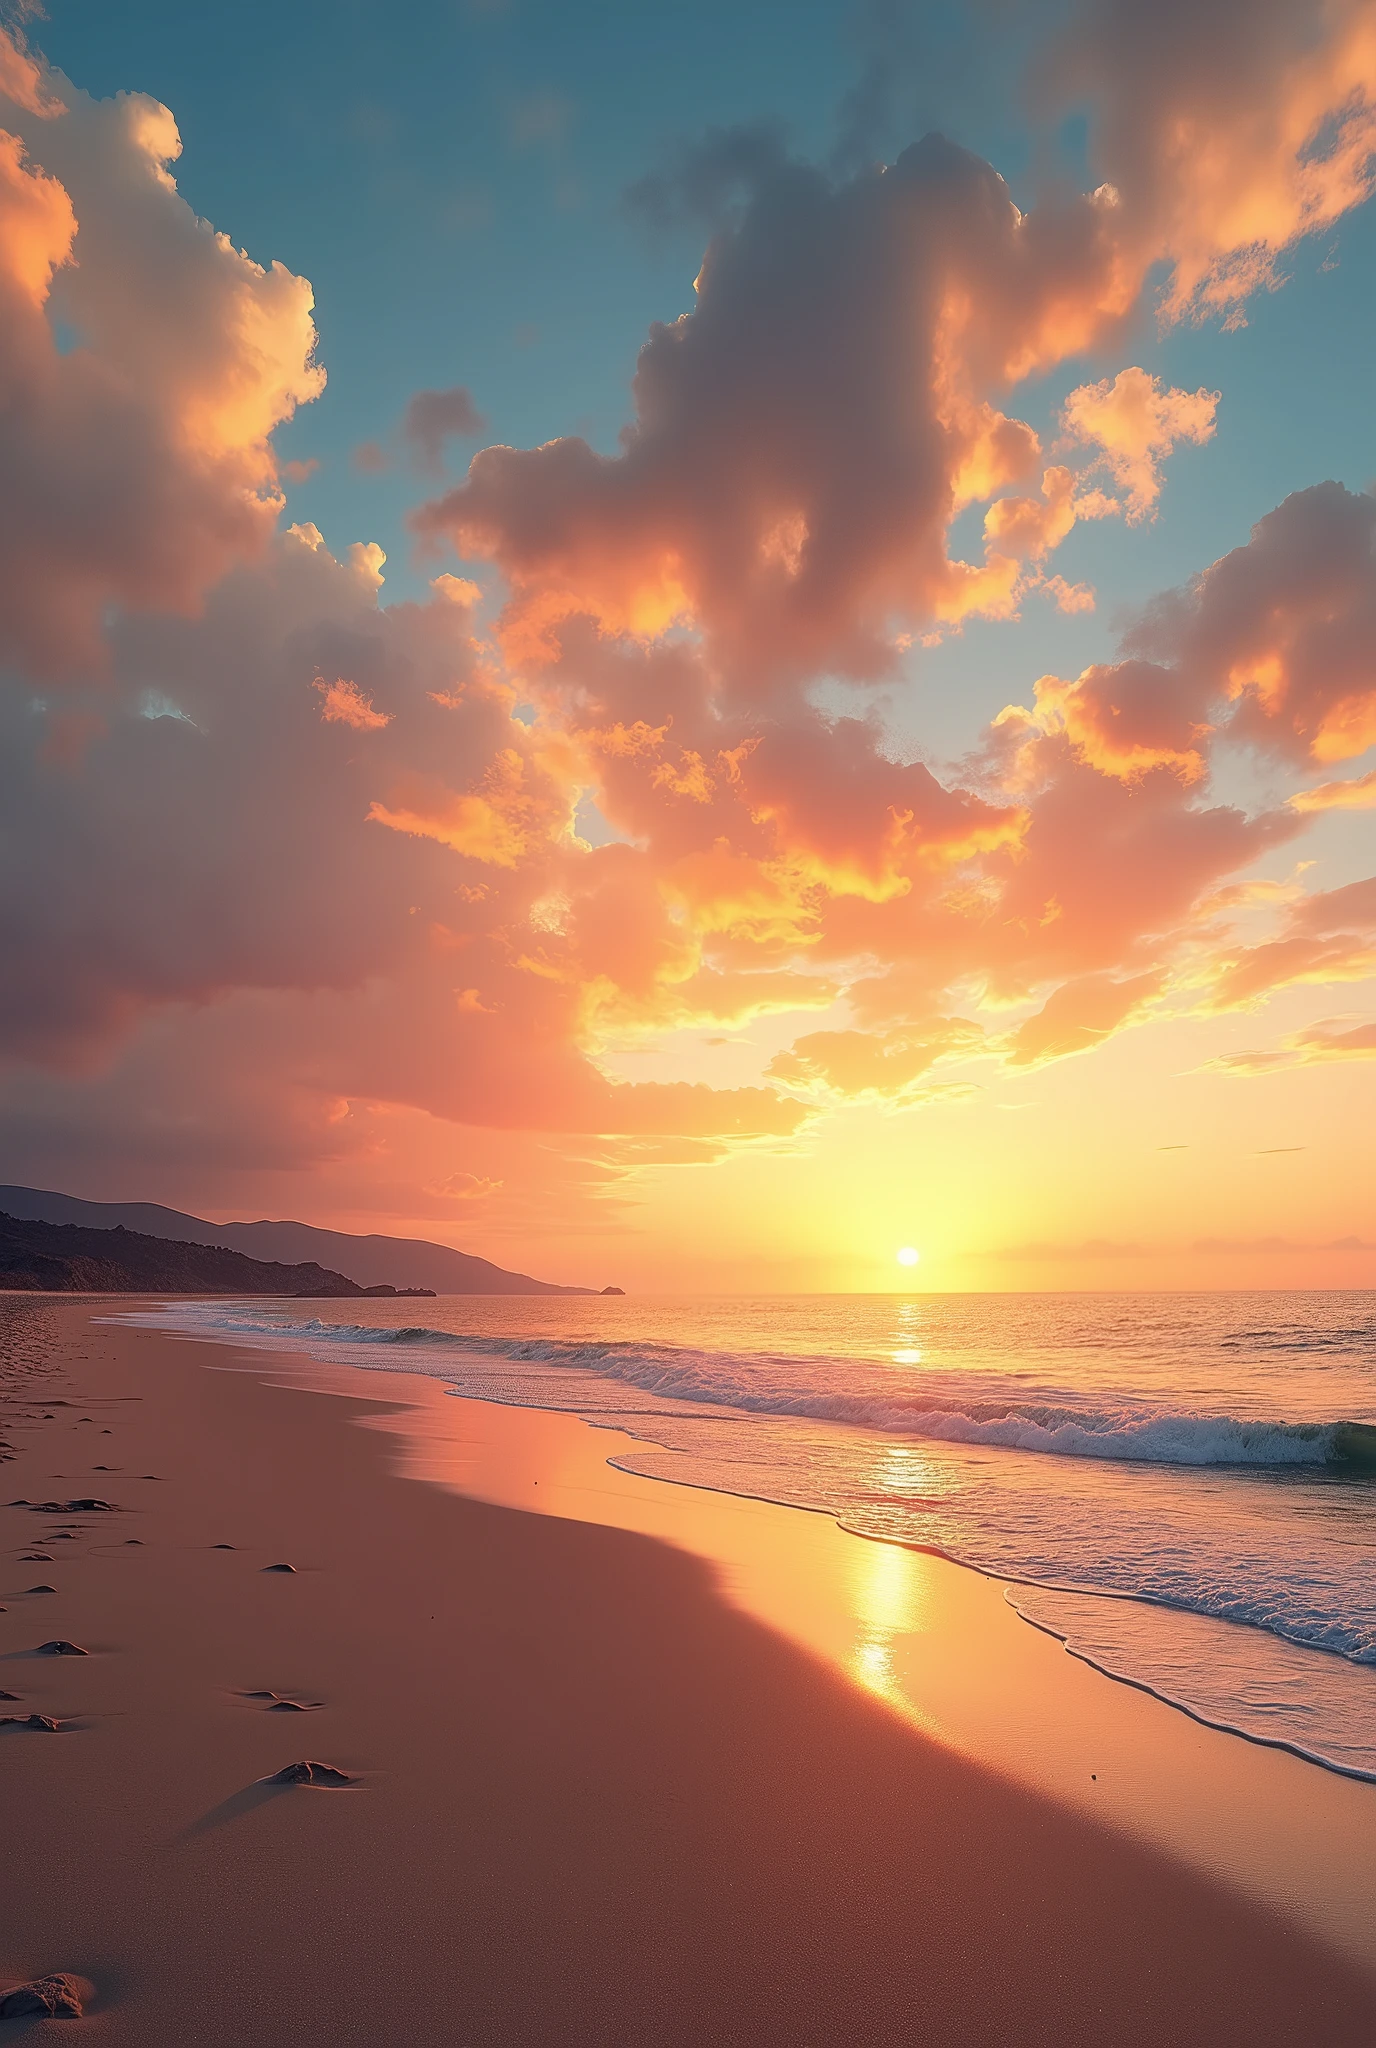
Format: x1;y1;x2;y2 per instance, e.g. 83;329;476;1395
2;1297;1374;2045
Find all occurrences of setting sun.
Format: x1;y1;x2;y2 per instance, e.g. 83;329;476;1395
896;1247;920;1268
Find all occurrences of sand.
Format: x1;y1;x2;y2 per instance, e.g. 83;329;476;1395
2;1296;1374;2045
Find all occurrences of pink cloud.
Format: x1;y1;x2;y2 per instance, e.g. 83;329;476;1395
0;31;323;674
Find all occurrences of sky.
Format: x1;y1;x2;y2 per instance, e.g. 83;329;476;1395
2;0;1374;1292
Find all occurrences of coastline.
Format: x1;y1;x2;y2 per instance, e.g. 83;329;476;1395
3;1298;1374;2045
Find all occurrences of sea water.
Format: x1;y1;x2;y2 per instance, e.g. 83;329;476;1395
127;1290;1376;1779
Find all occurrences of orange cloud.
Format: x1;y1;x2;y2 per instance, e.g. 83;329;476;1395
1005;971;1163;1066
1206;878;1376;1008
1013;661;1213;784
768;1020;981;1101
1061;368;1219;520
1288;769;1376;813
369;751;558;870
315;678;390;730
1051;0;1376;325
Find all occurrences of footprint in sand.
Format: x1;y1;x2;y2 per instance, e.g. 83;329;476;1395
19;1552;54;1562
34;1640;88;1657
237;1689;321;1711
264;1760;353;1786
0;1688;20;1700
1;1712;62;1732
25;1584;58;1595
212;1543;236;1551
262;1563;296;1574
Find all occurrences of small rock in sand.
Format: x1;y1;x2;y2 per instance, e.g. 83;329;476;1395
35;1640;88;1657
265;1760;353;1786
1;1712;61;1732
0;1974;85;2017
262;1562;296;1574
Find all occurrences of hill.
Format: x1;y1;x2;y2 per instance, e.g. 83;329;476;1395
0;1185;603;1294
0;1213;434;1297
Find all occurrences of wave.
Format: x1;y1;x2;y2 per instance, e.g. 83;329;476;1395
170;1308;1376;1473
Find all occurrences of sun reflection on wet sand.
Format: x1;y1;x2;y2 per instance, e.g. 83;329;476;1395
243;1353;1376;1976
848;1534;928;1705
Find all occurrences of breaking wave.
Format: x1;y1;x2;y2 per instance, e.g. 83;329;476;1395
163;1309;1376;1472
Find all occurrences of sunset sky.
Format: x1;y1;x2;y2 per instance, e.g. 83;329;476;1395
4;0;1375;1291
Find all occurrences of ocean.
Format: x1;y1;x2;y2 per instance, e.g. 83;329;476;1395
127;1289;1376;1781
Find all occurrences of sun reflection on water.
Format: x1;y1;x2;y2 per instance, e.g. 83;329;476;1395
890;1301;926;1370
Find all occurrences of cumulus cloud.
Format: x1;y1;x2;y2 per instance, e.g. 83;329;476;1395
3;8;1375;1219
414;131;1145;691
1023;485;1376;778
0;28;323;673
1060;367;1219;521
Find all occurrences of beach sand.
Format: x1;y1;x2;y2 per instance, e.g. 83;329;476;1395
3;1298;1375;2045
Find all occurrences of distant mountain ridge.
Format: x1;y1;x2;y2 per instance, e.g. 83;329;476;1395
0;1185;603;1295
0;1212;407;1297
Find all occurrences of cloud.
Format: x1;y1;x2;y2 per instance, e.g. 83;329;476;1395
1289;769;1376;812
768;1019;980;1100
0;29;323;674
1004;970;1162;1066
1293;1016;1376;1058
1025;484;1376;775
1206;875;1376;1007
1044;0;1376;326
1060;367;1219;521
315;677;391;730
414;131;1147;692
3;11;1375;1218
401;386;486;475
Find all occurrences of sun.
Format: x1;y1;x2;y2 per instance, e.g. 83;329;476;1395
896;1246;920;1268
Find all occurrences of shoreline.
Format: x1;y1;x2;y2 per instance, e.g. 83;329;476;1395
3;1299;1375;2044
